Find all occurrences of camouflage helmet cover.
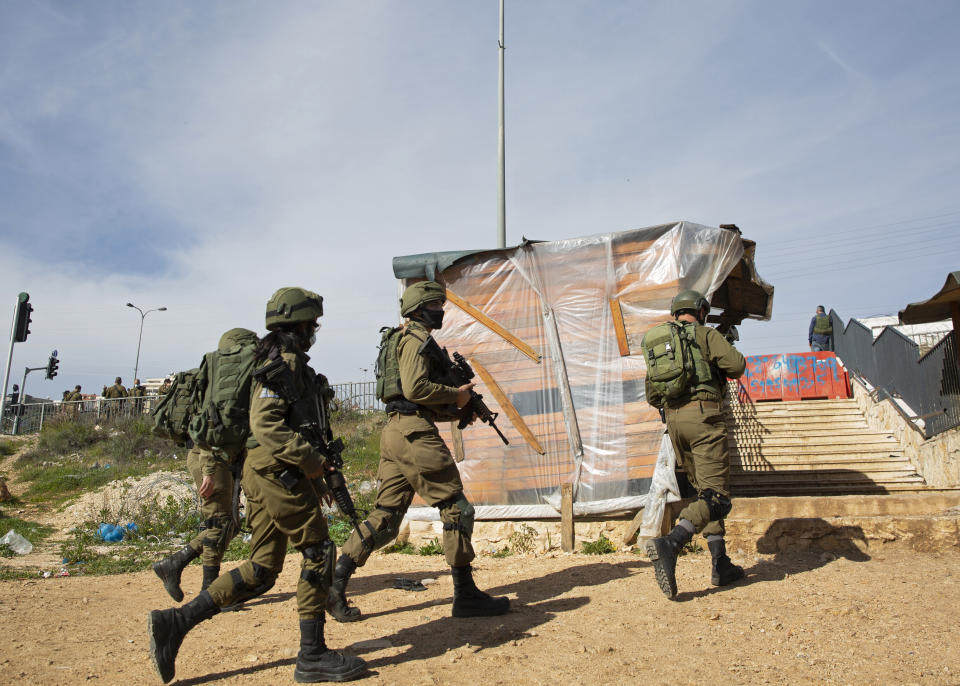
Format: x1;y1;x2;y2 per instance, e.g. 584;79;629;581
400;281;446;317
670;289;710;317
265;287;324;330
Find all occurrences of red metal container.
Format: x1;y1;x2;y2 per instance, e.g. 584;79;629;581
736;352;851;402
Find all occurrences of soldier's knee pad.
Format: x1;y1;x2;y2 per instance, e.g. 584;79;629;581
299;539;335;589
438;493;474;538
227;561;277;602
699;489;732;521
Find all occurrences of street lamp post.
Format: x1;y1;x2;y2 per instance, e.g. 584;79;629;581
126;303;167;384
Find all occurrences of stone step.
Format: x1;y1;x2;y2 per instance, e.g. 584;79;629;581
727;419;871;430
732;459;917;472
729;445;903;458
728;433;897;446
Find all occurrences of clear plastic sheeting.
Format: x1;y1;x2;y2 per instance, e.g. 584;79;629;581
401;222;747;520
638;433;681;539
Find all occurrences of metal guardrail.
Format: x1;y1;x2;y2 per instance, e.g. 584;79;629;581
831;311;960;438
330;381;383;413
2;382;385;436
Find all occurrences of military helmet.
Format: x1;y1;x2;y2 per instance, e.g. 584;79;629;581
670;289;710;317
265;287;324;330
400;281;446;317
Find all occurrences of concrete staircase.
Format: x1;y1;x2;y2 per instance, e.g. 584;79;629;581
727;398;928;496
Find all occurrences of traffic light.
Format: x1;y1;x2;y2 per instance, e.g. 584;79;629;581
45;352;59;380
13;292;32;342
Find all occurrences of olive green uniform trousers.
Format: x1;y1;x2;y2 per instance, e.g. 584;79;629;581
665;399;730;537
341;412;474;568
205;459;332;618
185;447;236;568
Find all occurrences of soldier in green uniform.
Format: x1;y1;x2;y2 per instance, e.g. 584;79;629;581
644;290;747;599
327;281;510;623
151;446;237;600
65;385;83;417
152;328;258;602
130;378;147;414
103;377;129;419
148;288;365;684
157;378;173;396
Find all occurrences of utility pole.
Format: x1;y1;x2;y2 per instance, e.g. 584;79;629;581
126;303;167;383
497;0;506;249
1;293;33;432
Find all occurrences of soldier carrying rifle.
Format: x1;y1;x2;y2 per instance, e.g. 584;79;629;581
327;280;511;623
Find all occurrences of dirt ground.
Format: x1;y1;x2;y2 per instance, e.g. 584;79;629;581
2;448;960;686
0;543;957;685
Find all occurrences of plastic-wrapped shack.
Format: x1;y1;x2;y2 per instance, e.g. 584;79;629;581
392;221;773;521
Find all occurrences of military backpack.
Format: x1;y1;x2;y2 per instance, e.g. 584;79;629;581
640;321;718;407
813;313;832;336
188;329;259;461
151;369;201;444
374;325;404;402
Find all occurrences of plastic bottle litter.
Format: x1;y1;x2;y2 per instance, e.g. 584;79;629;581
97;523;125;542
0;529;33;555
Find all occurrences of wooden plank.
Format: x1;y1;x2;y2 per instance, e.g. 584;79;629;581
609;298;631;357
445;288;541;363
450;422;465;462
561;483;574;552
471;357;546;455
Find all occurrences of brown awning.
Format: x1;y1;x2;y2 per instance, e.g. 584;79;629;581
899;271;960;325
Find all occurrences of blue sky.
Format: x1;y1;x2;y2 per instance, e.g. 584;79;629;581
1;1;958;397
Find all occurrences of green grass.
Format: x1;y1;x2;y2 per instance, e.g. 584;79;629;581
0;438;22;456
417;537;444;556
0;567;40;580
0;513;55;545
581;534;616;555
490;546;512;558
382;540;416;554
14;416;185;503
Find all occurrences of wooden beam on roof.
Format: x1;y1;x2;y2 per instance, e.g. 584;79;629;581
471;357;546;455
609;298;631;357
445;288;541;363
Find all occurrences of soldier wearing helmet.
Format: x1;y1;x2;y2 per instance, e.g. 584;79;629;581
644;289;747;599
328;280;510;623
148;288;366;684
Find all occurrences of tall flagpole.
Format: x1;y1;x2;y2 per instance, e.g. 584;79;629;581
497;0;506;249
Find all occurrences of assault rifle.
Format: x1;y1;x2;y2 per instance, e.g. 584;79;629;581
418;337;509;445
252;355;366;539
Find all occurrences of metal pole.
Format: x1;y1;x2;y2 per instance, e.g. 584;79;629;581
39;401;45;432
0;302;18;427
133;311;145;384
497;0;506;249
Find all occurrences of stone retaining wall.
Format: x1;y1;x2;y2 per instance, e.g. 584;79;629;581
851;378;960;488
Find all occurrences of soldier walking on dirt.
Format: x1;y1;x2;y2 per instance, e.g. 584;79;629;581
152;329;258;603
147;288;366;684
327;280;510;623
643;290;747;599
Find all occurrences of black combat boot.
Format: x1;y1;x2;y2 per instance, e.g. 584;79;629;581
294;617;367;683
147;590;220;684
327;554;362;623
201;565;220;591
451;565;510;618
644;522;694;599
152;545;200;602
708;538;744;586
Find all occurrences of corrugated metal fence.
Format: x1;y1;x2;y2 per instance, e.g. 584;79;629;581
830;311;960;437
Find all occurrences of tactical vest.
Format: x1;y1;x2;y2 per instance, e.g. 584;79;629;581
188;334;258;461
813;313;832;336
375;326;404;402
151;369;200;444
640;321;720;407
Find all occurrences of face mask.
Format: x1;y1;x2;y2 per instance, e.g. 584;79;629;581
308;331;317;348
420;308;445;330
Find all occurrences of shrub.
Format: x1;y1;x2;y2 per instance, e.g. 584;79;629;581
417;537;444;556
581;534;615;555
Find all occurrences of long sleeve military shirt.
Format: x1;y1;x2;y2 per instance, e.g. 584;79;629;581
645;323;746;408
398;321;460;421
245;349;326;476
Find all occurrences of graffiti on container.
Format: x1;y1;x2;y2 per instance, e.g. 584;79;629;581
736;352;849;401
